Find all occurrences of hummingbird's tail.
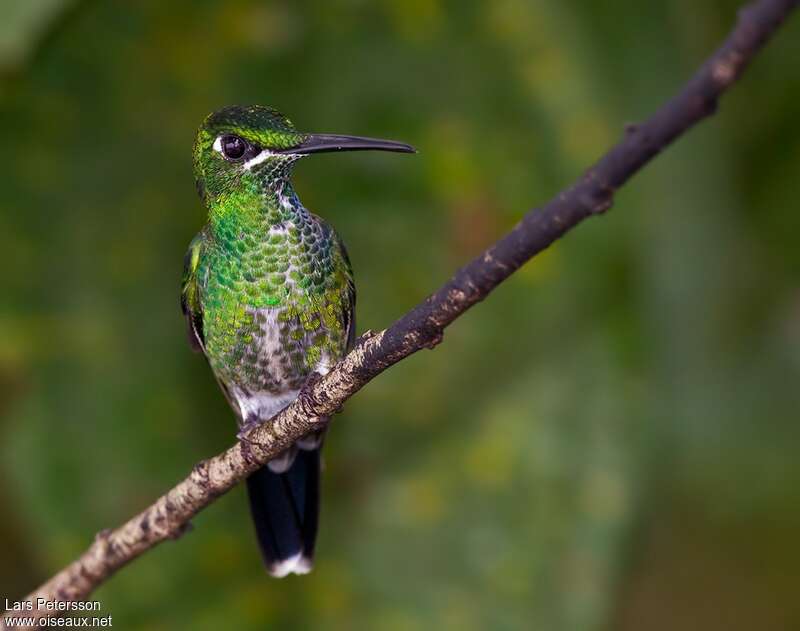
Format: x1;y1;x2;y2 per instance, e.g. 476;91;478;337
246;446;321;577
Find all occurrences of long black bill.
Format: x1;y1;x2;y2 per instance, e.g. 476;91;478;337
280;134;416;155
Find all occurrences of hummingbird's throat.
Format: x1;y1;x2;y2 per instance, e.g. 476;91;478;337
208;177;310;242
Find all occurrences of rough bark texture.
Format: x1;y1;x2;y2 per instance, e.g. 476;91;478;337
4;0;797;627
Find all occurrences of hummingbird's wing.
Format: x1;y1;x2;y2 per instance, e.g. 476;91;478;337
180;229;244;420
180;231;208;353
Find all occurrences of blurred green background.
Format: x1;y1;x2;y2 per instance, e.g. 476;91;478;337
1;1;799;629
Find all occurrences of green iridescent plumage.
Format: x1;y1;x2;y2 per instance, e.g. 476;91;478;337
182;182;355;393
182;104;413;577
183;106;355;400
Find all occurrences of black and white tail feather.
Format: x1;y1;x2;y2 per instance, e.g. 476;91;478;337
246;431;325;577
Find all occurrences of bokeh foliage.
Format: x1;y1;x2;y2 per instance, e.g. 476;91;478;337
1;1;799;629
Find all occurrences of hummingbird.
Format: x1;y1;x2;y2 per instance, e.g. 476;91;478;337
182;105;414;577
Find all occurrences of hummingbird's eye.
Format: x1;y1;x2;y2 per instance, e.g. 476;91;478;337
220;135;247;161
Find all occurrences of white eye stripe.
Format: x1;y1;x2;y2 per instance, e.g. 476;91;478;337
243;150;275;171
213;135;290;169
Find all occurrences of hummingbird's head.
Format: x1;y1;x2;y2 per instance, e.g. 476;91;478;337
193;104;415;206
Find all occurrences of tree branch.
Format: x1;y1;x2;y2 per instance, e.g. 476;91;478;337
6;0;797;626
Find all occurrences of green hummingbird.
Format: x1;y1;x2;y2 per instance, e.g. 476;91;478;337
182;105;414;577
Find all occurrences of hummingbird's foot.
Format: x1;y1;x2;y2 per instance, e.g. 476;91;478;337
236;417;263;440
299;372;342;415
302;370;323;390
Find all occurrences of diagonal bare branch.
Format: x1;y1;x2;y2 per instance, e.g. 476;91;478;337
4;0;797;627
